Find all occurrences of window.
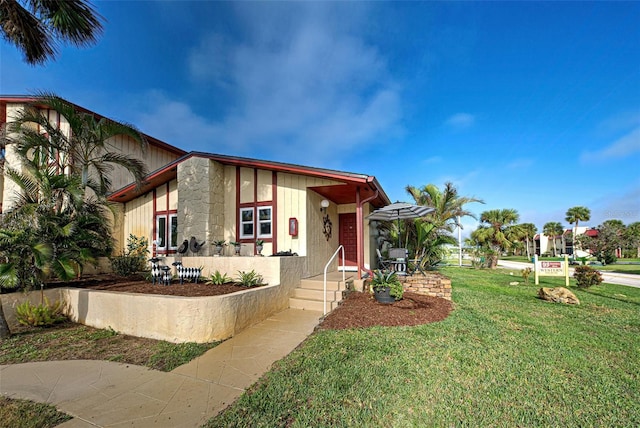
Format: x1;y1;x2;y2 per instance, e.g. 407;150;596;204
258;207;272;238
239;205;272;240
240;208;254;239
156;213;178;251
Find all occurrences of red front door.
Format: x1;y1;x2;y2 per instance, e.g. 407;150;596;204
339;213;357;267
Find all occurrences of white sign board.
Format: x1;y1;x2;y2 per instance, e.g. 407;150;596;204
534;255;569;286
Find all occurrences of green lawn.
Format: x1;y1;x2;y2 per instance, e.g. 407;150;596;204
206;267;640;427
502;256;640;274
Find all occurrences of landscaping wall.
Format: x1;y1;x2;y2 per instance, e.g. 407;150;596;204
1;256;307;343
401;272;452;300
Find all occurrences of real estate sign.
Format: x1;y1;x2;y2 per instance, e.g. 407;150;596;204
534;255;569;286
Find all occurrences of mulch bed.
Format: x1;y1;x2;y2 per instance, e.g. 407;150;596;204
317;291;453;330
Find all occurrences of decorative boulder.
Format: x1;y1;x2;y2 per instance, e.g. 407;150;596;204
538;287;580;305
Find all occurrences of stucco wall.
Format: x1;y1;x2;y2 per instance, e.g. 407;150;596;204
1;256;307;343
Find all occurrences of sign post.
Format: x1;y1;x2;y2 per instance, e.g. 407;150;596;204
534;254;569;286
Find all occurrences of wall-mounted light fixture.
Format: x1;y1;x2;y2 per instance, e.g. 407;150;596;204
320;199;330;213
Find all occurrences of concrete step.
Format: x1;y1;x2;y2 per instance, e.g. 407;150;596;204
289;297;340;312
292;287;344;302
299;278;352;291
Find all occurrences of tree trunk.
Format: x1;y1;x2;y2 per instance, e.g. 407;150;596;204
0;301;11;339
525;237;531;260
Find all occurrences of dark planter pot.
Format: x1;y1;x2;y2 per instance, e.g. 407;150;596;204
374;286;395;304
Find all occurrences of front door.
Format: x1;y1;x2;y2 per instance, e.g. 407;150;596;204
339;213;357;267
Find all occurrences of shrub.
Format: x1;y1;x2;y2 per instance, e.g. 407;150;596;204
520;267;532;284
207;271;232;285
236;270;263;287
573;265;603;288
110;234;149;276
16;297;67;327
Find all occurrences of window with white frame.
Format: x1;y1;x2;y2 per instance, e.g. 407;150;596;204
240;207;254;239
239;206;272;239
257;206;272;238
156;213;178;251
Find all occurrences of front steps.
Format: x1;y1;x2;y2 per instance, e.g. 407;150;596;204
289;273;354;313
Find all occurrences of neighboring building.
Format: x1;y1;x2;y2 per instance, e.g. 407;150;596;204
532;227;598;257
1;96;390;279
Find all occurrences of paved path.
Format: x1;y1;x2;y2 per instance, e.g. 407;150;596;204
0;309;322;427
497;260;640;288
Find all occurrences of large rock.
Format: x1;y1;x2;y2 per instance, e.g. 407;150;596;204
538;287;580;305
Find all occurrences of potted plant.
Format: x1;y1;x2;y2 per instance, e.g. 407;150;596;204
212;240;226;256
230;241;241;256
255;239;264;256
370;270;404;304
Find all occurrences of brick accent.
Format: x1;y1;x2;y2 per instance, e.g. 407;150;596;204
400;272;452;300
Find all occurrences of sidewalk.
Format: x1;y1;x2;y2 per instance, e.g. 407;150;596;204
0;308;322;427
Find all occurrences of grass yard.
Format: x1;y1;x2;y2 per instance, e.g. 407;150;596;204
207;267;640;427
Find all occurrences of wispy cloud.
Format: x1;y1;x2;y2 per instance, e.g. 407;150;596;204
444;113;475;129
422;156;443;164
581;127;640;162
136;3;402;164
507;158;534;169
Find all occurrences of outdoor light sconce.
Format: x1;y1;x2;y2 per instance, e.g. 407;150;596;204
320;199;332;241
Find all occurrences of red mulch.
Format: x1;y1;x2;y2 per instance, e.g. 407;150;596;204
317;291;453;330
49;276;453;329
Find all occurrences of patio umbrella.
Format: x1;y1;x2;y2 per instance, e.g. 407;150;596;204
367;202;434;247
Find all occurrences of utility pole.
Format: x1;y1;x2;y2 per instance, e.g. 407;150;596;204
458;215;463;267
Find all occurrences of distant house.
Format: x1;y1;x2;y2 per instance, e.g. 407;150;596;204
532;227;599;257
1;96;390;279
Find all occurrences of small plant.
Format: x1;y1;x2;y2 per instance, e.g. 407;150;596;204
207;270;232;285
236;270;263;287
15;297;67;327
110;234;149;276
255;239;264;246
370;270;403;300
212;240;226;246
574;265;603;288
520;267;532;284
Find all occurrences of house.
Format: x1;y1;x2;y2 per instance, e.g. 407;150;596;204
532;227;599;257
1;96;390;280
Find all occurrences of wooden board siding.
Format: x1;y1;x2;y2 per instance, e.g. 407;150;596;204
257;169;273;202
123;192;154;249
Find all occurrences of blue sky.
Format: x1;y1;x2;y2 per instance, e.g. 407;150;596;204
1;1;639;235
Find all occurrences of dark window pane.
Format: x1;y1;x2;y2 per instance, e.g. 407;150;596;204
260;223;271;235
243;224;254;236
242;209;253;222
158;217;166;247
170;216;178;248
259;208;271;221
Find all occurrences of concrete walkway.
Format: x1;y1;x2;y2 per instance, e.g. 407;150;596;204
0;308;322;427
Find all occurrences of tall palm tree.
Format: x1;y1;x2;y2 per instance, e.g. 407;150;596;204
5;93;148;198
471;208;520;268
0;0;103;65
405;182;484;232
565;206;591;256
542;221;564;256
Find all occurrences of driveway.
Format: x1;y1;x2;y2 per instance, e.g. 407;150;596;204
497;260;640;288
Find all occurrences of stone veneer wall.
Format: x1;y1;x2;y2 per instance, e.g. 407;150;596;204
400;272;452;300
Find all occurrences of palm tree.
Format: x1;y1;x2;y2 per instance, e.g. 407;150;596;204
471;208;520;268
5;93;148;198
405;182;484;232
518;223;537;260
565;206;591;257
542;221;564;256
0;0;104;65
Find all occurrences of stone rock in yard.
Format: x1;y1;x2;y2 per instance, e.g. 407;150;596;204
538;287;580;305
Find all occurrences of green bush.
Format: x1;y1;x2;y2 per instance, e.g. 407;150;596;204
16;297;67;327
110;234;149;276
236;270;263;287
207;270;232;285
574;265;603;288
520;267;532;284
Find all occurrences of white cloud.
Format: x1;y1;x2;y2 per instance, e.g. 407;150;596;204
444;113;475;129
581;126;640;162
139;2;403;164
422;156;443;164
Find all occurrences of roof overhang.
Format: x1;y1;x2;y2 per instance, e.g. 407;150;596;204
109;152;391;207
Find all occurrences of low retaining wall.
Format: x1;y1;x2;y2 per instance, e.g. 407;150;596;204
401;272;452;300
1;256;306;343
